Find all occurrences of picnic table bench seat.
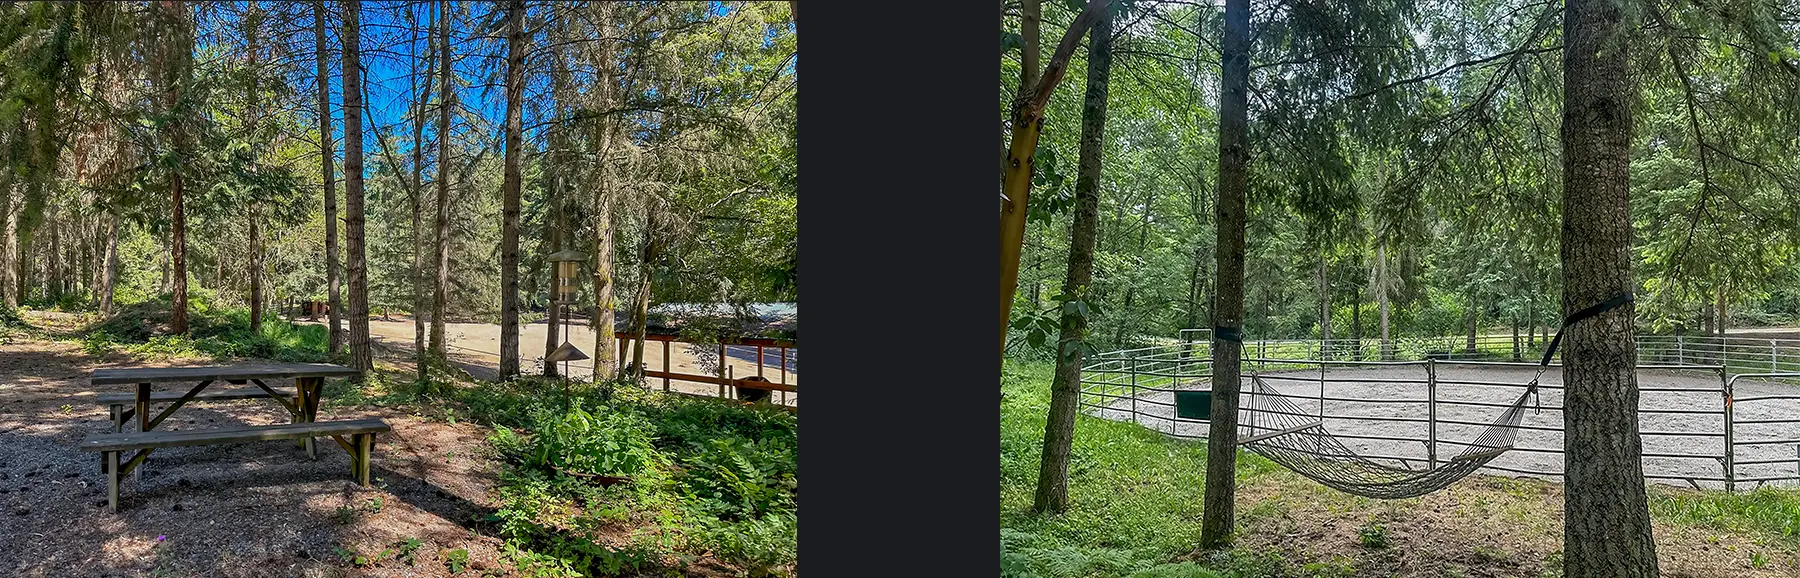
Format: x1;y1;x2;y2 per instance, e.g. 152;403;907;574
81;418;391;512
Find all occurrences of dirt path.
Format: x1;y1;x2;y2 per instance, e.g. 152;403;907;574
344;317;799;406
0;333;512;577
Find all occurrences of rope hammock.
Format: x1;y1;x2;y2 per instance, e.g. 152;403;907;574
1236;375;1533;499
1223;292;1633;499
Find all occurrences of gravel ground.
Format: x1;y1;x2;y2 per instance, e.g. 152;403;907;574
1097;362;1800;490
0;336;510;577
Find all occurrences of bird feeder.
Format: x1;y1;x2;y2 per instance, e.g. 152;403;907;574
546;249;588;304
545;249;590;410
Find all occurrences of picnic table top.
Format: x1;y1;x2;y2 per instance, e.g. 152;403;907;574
91;362;359;385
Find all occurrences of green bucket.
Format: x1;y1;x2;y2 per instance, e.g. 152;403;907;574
1175;390;1212;420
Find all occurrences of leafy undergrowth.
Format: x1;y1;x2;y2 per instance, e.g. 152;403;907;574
1001;358;1800;578
344;368;798;577
75;290;329;362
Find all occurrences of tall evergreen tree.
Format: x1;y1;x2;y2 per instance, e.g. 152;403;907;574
1201;0;1250;550
1560;0;1659;574
497;0;527;379
316;0;343;355
342;0;372;373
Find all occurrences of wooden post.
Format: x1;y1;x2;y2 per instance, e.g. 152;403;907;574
355;433;373;486
756;346;765;377
780;347;788;406
109;404;121;433
661;339;671;392
106;450;119;513
134;382;149;482
135;383;150;432
718;343;728;397
297;377;320;459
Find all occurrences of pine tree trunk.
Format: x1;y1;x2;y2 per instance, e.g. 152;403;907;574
1560;0;1659;573
410;8;428;378
1512;317;1521;361
543;190;561;378
589;1;619;380
342;0;372;373
45;206;60;301
2;193;15;309
316;0;343;356
1377;246;1392;360
626;206;665;378
496;0;526;379
98;209;117;315
1200;0;1249;550
157;0;193;335
1465;295;1478;353
1527;297;1536;347
1715;286;1726;337
246;11;263;333
1318;253;1331;358
1186;239;1205;331
430;0;453;361
1033;6;1110;514
250;207;263;331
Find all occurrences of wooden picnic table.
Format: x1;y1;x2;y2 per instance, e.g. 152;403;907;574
91;362;360;457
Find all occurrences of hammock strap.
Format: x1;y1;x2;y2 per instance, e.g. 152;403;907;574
1213;325;1243;344
1524;292;1635;410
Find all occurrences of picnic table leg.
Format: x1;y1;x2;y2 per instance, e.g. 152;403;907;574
106;450;119;513
355;433;373;486
134;382;149;482
109;404;121;433
297;377;320;459
292;380;305;448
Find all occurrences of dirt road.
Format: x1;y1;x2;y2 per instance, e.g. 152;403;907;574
338;317;799;405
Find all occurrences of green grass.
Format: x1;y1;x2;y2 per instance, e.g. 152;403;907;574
1650;486;1800;542
1005;355;1800;578
1001;360;1286;578
75;291;329;363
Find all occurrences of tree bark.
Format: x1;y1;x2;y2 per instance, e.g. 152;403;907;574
999;0;1108;360
1200;0;1249;550
316;0;343;356
1033;5;1110;515
98;209;117;315
1376;245;1393;360
1715;286;1727;337
588;0;619;380
410;6;429;378
1560;0;1659;573
496;0;526;379
1318;252;1331;358
627;206;664;379
342;0;372;373
45;205;60;301
163;0;191;336
247;7;264;333
1;192;14;309
1465;295;1479;353
1003;0;1040;179
430;0;453;361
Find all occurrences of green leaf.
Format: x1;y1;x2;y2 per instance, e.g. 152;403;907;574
1001;31;1023;54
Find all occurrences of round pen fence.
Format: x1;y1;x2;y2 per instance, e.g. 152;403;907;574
1080;331;1800;491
